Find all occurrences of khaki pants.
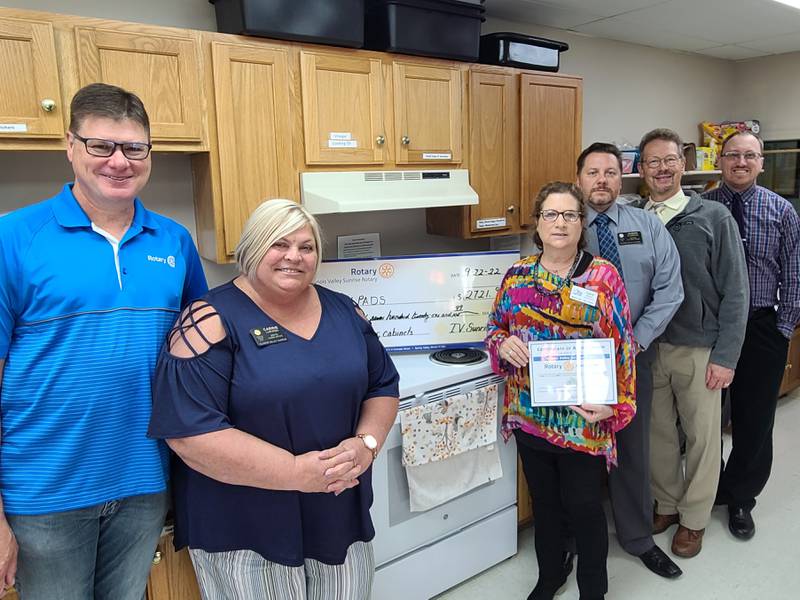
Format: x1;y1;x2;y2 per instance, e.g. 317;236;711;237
649;343;721;530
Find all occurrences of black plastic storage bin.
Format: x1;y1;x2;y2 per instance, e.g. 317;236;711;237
365;0;486;62
209;0;365;48
479;32;569;72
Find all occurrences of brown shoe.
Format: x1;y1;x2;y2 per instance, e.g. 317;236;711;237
671;525;704;558
653;512;680;534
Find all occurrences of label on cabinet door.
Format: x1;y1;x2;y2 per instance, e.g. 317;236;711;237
329;132;352;140
337;233;381;259
328;139;358;148
476;217;507;229
0;124;27;133
422;152;452;160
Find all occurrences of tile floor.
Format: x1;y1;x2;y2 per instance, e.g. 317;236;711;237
434;390;800;600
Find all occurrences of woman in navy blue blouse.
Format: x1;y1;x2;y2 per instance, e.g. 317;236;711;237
148;199;400;599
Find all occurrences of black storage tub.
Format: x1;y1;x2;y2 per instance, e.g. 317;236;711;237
479;32;569;72
209;0;365;48
365;0;486;62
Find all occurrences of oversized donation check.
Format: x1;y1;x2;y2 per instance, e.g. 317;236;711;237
316;251;519;351
527;338;618;406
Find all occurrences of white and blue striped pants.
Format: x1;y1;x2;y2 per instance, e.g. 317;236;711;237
189;541;374;600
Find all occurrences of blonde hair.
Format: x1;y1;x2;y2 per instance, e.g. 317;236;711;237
234;199;323;280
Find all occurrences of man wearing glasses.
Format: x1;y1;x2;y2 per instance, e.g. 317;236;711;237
574;142;684;579
0;83;207;599
703;131;800;541
637;128;748;560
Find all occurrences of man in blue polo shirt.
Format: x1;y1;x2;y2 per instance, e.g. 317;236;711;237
0;83;207;599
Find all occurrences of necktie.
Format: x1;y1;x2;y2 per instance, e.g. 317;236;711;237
730;192;748;256
594;213;624;278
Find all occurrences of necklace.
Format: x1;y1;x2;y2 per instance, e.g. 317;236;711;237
534;251;582;296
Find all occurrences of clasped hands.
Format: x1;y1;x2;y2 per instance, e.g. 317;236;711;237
296;437;373;496
498;336;614;424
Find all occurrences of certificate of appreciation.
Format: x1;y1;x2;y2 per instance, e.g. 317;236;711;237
527;338;618;406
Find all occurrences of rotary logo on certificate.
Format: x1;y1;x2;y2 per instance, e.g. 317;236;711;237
527;338;618;407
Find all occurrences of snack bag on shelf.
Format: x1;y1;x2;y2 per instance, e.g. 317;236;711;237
696;146;717;171
700;120;760;157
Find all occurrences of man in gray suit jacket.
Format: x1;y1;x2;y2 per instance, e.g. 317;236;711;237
637;128;748;560
575;142;684;579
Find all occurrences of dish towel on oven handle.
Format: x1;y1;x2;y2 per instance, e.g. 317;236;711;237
400;383;502;512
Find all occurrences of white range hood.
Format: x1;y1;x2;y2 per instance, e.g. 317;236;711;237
300;169;478;215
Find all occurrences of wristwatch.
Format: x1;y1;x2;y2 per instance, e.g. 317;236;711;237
356;433;379;460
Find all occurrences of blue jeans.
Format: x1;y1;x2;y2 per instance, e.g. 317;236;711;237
7;491;168;600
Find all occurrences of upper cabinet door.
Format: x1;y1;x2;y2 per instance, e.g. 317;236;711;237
300;51;385;165
75;27;203;142
468;70;519;234
0;18;63;138
211;42;297;256
519;74;582;227
393;62;462;165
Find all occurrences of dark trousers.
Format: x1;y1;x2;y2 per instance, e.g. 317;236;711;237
517;437;608;598
607;345;655;555
718;309;789;511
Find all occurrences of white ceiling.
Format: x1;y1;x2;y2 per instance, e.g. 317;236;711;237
485;0;800;60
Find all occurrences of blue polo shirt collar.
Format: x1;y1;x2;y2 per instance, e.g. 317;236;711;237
51;183;160;232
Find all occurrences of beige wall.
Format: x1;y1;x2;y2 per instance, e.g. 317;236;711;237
730;52;800;141
1;1;742;286
0;0;218;30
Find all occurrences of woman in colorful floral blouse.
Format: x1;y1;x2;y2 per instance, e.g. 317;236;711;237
485;181;636;600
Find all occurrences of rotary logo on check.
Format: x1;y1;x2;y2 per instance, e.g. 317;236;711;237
378;263;395;278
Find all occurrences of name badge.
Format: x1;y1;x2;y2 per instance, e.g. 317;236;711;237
569;285;598;307
250;325;288;347
618;231;643;245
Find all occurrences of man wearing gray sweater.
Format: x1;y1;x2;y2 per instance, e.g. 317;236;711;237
636;128;748;560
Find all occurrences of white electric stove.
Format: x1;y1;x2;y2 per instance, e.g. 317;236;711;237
370;347;518;600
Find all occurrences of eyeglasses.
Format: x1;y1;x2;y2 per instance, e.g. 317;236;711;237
720;151;763;162
538;209;583;223
642;155;683;170
71;133;152;160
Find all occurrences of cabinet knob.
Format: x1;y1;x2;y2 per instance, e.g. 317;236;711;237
401;135;411;146
40;98;57;113
376;135;385;146
507;205;515;213
152;550;162;565
787;363;793;371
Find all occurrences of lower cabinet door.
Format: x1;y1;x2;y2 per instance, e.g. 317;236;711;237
146;533;201;600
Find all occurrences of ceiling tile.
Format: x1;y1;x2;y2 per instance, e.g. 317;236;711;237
573;16;719;52
533;0;671;18
694;45;772;60
617;0;800;45
741;31;800;54
486;0;605;28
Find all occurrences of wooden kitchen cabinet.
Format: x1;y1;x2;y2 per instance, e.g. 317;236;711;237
466;69;520;235
428;69;582;238
193;40;299;261
519;73;583;227
146;532;201;600
75;26;205;143
779;326;800;396
0;16;64;140
300;50;386;165
517;456;534;527
393;61;464;165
